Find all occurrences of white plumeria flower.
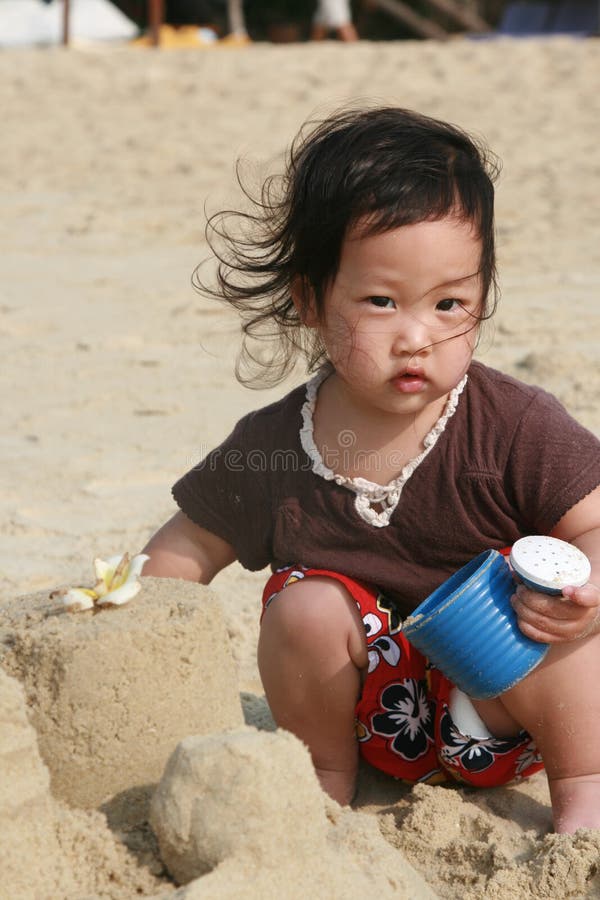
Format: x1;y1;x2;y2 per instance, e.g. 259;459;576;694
93;553;149;606
51;553;150;612
57;587;96;612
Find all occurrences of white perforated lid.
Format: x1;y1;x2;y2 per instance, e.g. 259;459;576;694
509;536;591;592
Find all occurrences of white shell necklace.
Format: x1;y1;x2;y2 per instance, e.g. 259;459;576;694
299;369;467;528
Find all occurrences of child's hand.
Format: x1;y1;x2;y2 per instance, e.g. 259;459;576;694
511;581;600;643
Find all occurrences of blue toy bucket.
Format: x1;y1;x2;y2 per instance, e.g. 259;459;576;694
402;550;549;699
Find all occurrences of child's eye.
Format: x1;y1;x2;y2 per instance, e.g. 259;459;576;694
369;296;396;309
436;298;462;312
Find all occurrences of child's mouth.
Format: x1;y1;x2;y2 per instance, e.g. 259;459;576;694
391;370;427;394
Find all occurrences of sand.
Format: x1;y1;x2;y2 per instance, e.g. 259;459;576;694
1;34;599;899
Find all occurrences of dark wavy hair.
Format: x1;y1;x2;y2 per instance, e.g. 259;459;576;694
194;105;501;386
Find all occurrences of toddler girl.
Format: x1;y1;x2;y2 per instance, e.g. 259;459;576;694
143;106;600;833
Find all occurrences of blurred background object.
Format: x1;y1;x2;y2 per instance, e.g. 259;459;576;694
311;0;359;40
0;0;137;46
0;0;596;49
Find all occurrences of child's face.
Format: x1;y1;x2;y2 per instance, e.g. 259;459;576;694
314;215;484;419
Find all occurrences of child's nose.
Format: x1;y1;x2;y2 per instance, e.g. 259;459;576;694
391;313;430;355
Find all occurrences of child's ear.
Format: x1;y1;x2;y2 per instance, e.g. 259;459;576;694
291;276;319;328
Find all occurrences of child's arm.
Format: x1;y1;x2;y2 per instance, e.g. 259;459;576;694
140;511;236;584
511;485;600;643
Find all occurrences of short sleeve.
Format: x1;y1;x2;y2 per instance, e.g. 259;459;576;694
172;414;273;571
505;389;600;533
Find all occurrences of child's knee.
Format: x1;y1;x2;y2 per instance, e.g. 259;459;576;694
260;576;368;669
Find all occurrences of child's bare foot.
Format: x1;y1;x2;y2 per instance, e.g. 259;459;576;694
550;774;600;833
315;765;357;806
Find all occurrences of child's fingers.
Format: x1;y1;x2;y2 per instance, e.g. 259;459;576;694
561;583;600;607
512;586;580;620
511;586;599;642
515;610;598;643
515;620;574;644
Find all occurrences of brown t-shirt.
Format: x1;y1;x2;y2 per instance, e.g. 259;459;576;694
173;362;600;617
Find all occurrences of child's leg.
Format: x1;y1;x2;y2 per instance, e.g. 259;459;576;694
258;576;368;805
473;631;600;833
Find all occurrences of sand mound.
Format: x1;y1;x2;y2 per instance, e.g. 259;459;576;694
150;726;436;898
0;668;166;899
374;780;600;899
0;577;243;808
0;668;74;897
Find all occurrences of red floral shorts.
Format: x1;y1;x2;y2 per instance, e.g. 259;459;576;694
262;565;545;787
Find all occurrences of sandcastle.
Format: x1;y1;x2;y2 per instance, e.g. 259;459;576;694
0;571;436;899
0;575;243;809
149;726;437;898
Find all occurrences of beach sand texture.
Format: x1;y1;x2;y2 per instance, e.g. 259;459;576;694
1;36;599;898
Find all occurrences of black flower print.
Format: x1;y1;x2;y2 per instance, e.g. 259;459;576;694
514;740;543;776
363;611;383;639
363;612;402;673
375;592;403;634
371;680;435;760
439;708;522;774
368;636;401;673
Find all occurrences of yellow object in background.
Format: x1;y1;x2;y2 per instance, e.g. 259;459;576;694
131;23;251;48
